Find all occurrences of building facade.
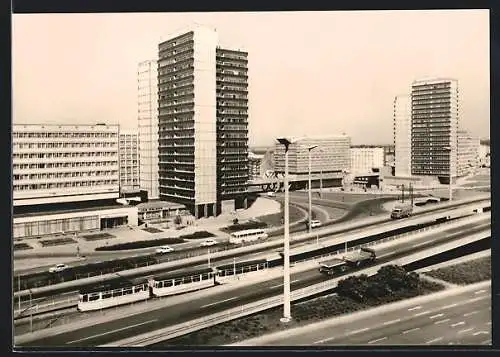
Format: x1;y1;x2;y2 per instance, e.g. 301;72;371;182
157;25;248;218
248;152;263;180
411;78;459;178
274;136;351;177
457;129;480;176
119;129;140;193
12;123;120;207
350;146;385;174
393;94;412;177
138;60;160;200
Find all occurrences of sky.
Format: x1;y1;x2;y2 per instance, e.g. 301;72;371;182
12;10;490;147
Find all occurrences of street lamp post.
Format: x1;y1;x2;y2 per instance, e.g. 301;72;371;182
277;137;293;323
207;248;211;268
443;146;453;202
307;145;318;234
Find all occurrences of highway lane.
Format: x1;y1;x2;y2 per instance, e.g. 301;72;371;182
17;222;489;347
265;285;491;346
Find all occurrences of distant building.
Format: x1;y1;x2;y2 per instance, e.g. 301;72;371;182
393;94;412;177
479;142;490;167
274;135;351;177
411;78;459;178
457;129;480;176
119;129;140;193
350;146;385;175
248;152;263;180
138;59;160;200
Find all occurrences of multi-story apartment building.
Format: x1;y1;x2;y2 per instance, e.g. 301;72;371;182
138;60;160;199
12;123;120;207
274;136;351;177
393;94;412;177
157;25;248;218
119;129;140;193
350;146;385;174
457;129;480;176
411;78;459;178
12;123;138;239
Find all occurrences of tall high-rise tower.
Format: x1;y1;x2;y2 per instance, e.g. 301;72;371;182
138;60;160;199
393;94;412;177
157;25;248;218
411;78;459;179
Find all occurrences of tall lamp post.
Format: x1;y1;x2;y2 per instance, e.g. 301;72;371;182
277;137;294;323
443;146;453;202
307;145;318;233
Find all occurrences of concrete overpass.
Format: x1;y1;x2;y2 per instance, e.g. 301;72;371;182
248;173;343;193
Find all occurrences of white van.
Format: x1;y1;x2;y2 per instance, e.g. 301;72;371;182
310;220;322;228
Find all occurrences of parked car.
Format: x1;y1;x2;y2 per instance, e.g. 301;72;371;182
49;264;68;273
200;238;218;247
156;246;174;254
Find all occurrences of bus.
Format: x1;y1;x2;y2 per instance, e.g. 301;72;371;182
229;229;268;244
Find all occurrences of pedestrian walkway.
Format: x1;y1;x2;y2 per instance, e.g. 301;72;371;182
419;274;459;289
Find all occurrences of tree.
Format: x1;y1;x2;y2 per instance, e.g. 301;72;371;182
233;218;239;225
336;274;370;303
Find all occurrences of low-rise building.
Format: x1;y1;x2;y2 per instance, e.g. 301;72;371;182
457;129;480;176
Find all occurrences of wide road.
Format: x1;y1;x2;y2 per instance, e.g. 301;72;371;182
258;284;491;346
16;221;488;347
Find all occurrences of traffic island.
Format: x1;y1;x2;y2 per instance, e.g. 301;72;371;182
423;256;491;285
156;265;444;346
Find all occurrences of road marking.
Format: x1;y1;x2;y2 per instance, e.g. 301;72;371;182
464;311;479;317
442;303;458;309
201;297;238;308
430;313;444;319
426;337;443;344
66;319;158;344
412;242;427;248
473;331;489;336
451;321;465;328
408;306;422;311
313;337;335;344
434;319;450;325
414;311;431;317
458;328;474;334
348;327;369;335
383;318;401;325
402;327;420;334
481;339;492;345
474;289;487;295
269;284;283;289
466;296;488;304
368;337;387;344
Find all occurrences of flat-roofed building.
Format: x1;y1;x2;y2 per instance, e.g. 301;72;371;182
350;146;385;175
274;135;351;178
12;123;120;207
457;129;480;176
119;129;140;193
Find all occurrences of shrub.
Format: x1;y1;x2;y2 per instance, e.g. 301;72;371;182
95;237;185;251
179;231;215;239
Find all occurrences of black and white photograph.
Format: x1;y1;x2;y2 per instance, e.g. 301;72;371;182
11;9;491;349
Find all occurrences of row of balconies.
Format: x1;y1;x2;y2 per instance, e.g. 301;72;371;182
159;81;193;93
159;108;195;116
158;47;194;65
159;34;194;51
215;51;248;62
216;77;247;85
216;60;247;69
